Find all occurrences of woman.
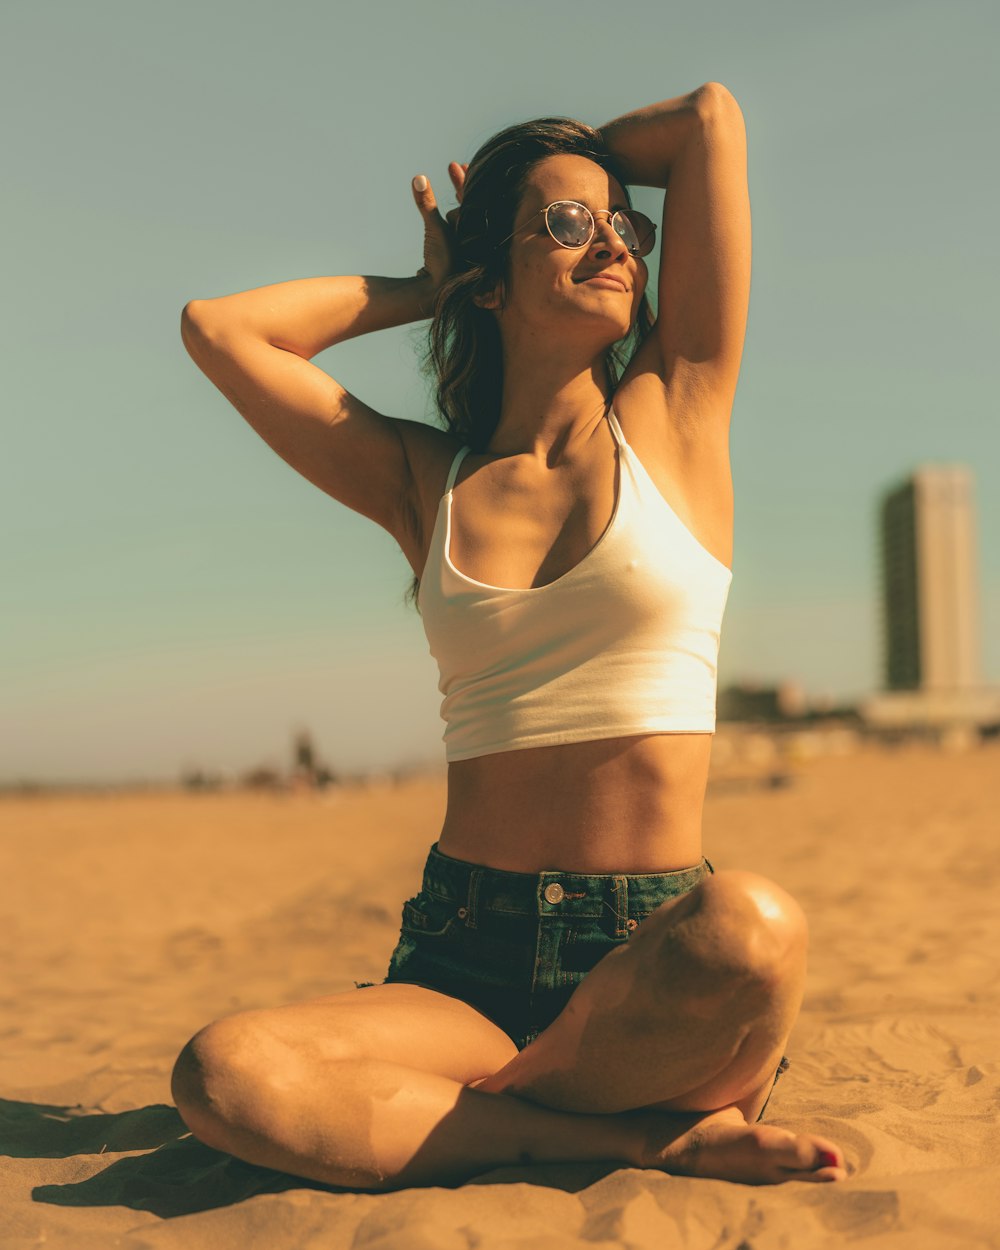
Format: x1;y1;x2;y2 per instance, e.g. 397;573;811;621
173;84;846;1190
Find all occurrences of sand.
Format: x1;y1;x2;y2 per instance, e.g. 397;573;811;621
1;741;998;1249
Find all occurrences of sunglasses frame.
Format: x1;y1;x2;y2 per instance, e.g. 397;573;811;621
495;200;656;258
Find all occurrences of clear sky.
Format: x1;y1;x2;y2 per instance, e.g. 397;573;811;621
3;0;997;784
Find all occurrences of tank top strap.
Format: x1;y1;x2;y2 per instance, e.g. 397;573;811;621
607;408;628;448
445;445;472;494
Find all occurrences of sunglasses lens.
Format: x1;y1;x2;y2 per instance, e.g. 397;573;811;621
615;210;656;257
546;202;595;247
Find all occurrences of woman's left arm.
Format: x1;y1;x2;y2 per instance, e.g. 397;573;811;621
599;83;750;429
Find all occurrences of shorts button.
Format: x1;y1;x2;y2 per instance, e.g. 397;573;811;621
544;882;565;904
626;918;639;931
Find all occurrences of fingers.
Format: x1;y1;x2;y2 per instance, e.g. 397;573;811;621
413;162;467;222
448;160;468;203
411;174;439;215
415;166;468;221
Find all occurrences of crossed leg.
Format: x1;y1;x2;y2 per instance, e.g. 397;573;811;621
171;869;846;1188
472;869;844;1181
477;869;802;1116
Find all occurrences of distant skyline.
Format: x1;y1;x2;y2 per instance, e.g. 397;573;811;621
3;0;998;783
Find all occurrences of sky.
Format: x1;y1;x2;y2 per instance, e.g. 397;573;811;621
3;0;998;784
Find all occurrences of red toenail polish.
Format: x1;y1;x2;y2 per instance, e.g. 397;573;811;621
818;1151;839;1168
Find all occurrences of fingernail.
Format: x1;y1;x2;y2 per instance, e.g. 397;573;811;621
413;175;427;192
818;1150;839;1168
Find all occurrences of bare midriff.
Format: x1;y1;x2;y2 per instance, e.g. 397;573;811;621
436;731;715;875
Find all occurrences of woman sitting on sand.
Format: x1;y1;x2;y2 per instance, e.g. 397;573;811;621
173;84;846;1190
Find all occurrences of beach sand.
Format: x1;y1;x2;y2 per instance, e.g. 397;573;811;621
1;740;997;1248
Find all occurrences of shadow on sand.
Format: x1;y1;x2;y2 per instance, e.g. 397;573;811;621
0;1097;337;1217
3;1097;610;1217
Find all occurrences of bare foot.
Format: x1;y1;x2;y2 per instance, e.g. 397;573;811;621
637;1106;848;1185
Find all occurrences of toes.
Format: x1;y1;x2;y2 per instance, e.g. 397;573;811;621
812;1136;846;1171
803;1160;848;1183
755;1127;847;1180
813;1141;849;1183
790;1136;847;1181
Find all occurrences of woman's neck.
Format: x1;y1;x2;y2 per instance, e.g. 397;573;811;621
489;355;613;461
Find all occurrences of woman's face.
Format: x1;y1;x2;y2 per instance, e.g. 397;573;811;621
488;154;648;347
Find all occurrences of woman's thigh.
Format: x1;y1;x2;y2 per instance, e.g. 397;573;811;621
188;982;520;1088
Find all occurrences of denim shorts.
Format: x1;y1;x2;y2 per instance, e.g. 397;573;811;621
367;841;789;1122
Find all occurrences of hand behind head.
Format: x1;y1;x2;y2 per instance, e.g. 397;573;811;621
411;163;468;291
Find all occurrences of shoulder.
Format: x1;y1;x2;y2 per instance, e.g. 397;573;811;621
398;418;467;495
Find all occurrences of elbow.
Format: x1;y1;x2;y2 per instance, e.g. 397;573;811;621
181;299;201;337
181;299;209;331
697;82;743;119
180;300;217;356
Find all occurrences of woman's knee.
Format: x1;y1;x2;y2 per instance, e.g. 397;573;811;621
650;869;807;985
171;1011;288;1148
697;869;808;975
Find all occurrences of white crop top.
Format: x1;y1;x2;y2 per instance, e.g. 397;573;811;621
417;409;732;762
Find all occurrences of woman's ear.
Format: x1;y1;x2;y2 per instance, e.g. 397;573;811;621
472;284;503;311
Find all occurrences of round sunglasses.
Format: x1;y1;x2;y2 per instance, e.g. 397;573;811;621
496;200;657;258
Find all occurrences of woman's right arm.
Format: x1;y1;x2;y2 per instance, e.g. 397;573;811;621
180;166;465;551
180;274;436;548
183;272;437;361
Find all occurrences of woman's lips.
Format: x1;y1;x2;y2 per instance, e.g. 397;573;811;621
576;275;628;291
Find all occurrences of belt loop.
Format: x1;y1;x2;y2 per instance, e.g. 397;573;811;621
464;867;482;929
612;875;628;937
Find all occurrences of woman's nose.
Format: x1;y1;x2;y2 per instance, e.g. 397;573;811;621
587;215;629;260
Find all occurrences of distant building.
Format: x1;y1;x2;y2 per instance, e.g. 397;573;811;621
718;681;784;723
880;465;981;690
718;679;841;723
862;465;1000;731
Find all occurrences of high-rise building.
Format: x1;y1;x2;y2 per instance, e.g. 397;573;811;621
880;465;981;691
864;465;999;731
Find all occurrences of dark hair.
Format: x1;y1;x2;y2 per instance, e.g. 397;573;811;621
403;116;657;610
